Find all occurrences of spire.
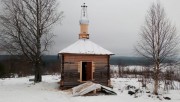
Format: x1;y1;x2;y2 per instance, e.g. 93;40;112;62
79;3;89;39
79;3;89;24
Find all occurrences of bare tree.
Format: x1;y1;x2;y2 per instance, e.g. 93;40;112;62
0;0;63;82
135;3;178;95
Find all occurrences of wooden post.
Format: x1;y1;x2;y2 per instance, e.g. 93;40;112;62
60;54;64;89
93;89;97;94
107;55;111;86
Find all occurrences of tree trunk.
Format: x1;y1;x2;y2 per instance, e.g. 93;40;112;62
34;0;42;83
153;63;159;95
154;74;158;95
34;61;42;82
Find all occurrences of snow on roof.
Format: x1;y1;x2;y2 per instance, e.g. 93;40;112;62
59;39;114;55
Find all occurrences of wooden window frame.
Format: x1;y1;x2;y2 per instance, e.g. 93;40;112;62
78;61;94;82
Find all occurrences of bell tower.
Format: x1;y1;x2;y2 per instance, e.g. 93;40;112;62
79;3;89;39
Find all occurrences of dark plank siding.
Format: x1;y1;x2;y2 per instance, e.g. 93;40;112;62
61;54;109;89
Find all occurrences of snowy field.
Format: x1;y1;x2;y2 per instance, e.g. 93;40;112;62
0;75;180;102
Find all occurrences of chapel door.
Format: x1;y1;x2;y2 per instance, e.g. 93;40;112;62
82;62;92;81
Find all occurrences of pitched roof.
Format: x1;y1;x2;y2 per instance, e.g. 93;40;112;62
59;39;114;55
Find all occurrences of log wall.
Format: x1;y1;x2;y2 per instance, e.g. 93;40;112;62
60;54;110;88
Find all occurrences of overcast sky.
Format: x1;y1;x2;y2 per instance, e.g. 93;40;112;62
51;0;180;56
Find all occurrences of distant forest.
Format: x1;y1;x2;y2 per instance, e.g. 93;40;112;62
0;55;151;65
110;56;151;66
0;55;175;77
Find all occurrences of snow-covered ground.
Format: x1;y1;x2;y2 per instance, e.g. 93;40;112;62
0;75;180;102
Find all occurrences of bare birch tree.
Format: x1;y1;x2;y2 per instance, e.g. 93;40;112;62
135;3;178;95
0;0;63;82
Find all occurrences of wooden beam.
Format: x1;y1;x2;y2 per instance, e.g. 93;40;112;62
107;55;110;86
60;54;64;88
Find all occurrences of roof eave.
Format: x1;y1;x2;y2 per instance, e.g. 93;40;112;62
59;52;114;55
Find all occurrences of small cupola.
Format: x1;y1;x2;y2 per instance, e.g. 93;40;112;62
79;3;89;39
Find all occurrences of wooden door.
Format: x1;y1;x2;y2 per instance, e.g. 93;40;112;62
86;62;92;80
82;62;92;81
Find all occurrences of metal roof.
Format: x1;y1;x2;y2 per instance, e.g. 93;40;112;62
59;39;114;55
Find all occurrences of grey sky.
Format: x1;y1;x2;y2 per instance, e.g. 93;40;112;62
51;0;180;56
